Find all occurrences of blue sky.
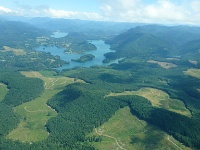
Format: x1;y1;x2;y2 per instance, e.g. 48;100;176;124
0;0;100;12
0;0;200;25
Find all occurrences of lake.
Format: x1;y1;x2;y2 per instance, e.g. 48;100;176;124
51;32;68;38
36;40;121;70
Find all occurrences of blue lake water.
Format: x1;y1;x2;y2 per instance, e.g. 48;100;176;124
36;40;122;70
51;32;68;38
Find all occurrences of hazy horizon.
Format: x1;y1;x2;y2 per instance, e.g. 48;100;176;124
0;0;200;26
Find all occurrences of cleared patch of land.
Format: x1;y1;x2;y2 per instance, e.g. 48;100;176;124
106;88;191;117
2;46;26;55
0;83;8;102
184;69;200;79
89;107;190;150
147;60;177;69
7;71;85;142
189;60;198;66
167;58;180;61
36;36;49;42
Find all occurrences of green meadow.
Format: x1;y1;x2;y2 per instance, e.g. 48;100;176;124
90;107;190;150
2;46;26;56
106;87;191;117
7;71;85;142
184;69;200;79
0;83;8;102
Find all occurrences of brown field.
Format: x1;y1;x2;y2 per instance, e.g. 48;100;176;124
147;60;177;69
184;69;200;79
2;46;26;55
189;60;198;66
167;58;180;61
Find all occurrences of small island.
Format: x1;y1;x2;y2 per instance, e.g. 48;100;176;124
64;41;97;54
72;54;95;63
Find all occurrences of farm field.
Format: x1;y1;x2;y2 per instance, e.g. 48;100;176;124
2;46;26;55
184;69;200;79
90;107;190;150
189;60;198;66
147;60;177;69
7;71;85;142
0;83;8;102
106;88;191;117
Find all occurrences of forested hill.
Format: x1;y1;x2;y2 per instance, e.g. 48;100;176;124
0;21;48;34
27;17;144;39
105;25;200;61
0;21;50;47
0;21;67;70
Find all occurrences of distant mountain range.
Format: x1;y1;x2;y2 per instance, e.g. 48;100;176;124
0;20;50;47
0;16;200;60
0;16;144;38
0;21;49;35
105;25;200;59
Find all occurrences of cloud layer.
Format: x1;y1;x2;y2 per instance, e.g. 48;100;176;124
0;5;12;13
0;5;103;20
0;0;200;25
99;0;200;25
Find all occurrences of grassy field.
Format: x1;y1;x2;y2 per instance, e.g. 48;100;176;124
167;58;180;61
89;107;190;150
7;71;85;142
184;69;200;79
39;70;57;77
147;60;177;69
2;46;26;55
106;87;191;117
189;60;198;66
0;83;8;102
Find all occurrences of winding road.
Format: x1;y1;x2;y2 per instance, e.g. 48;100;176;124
95;128;127;150
168;135;183;150
24;106;50;113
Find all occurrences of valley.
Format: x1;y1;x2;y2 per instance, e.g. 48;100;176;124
0;17;199;150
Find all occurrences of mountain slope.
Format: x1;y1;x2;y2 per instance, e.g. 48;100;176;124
105;27;172;59
105;25;200;61
0;21;50;47
0;21;49;35
133;25;200;48
28;17;143;39
180;39;200;54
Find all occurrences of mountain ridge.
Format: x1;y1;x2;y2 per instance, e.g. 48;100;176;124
105;25;200;61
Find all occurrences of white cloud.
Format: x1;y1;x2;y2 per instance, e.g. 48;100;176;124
0;5;103;21
0;5;12;13
46;9;103;20
191;0;200;13
144;1;186;22
47;9;78;18
99;0;200;25
1;0;200;25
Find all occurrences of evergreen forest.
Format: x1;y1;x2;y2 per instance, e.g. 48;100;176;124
0;18;200;150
